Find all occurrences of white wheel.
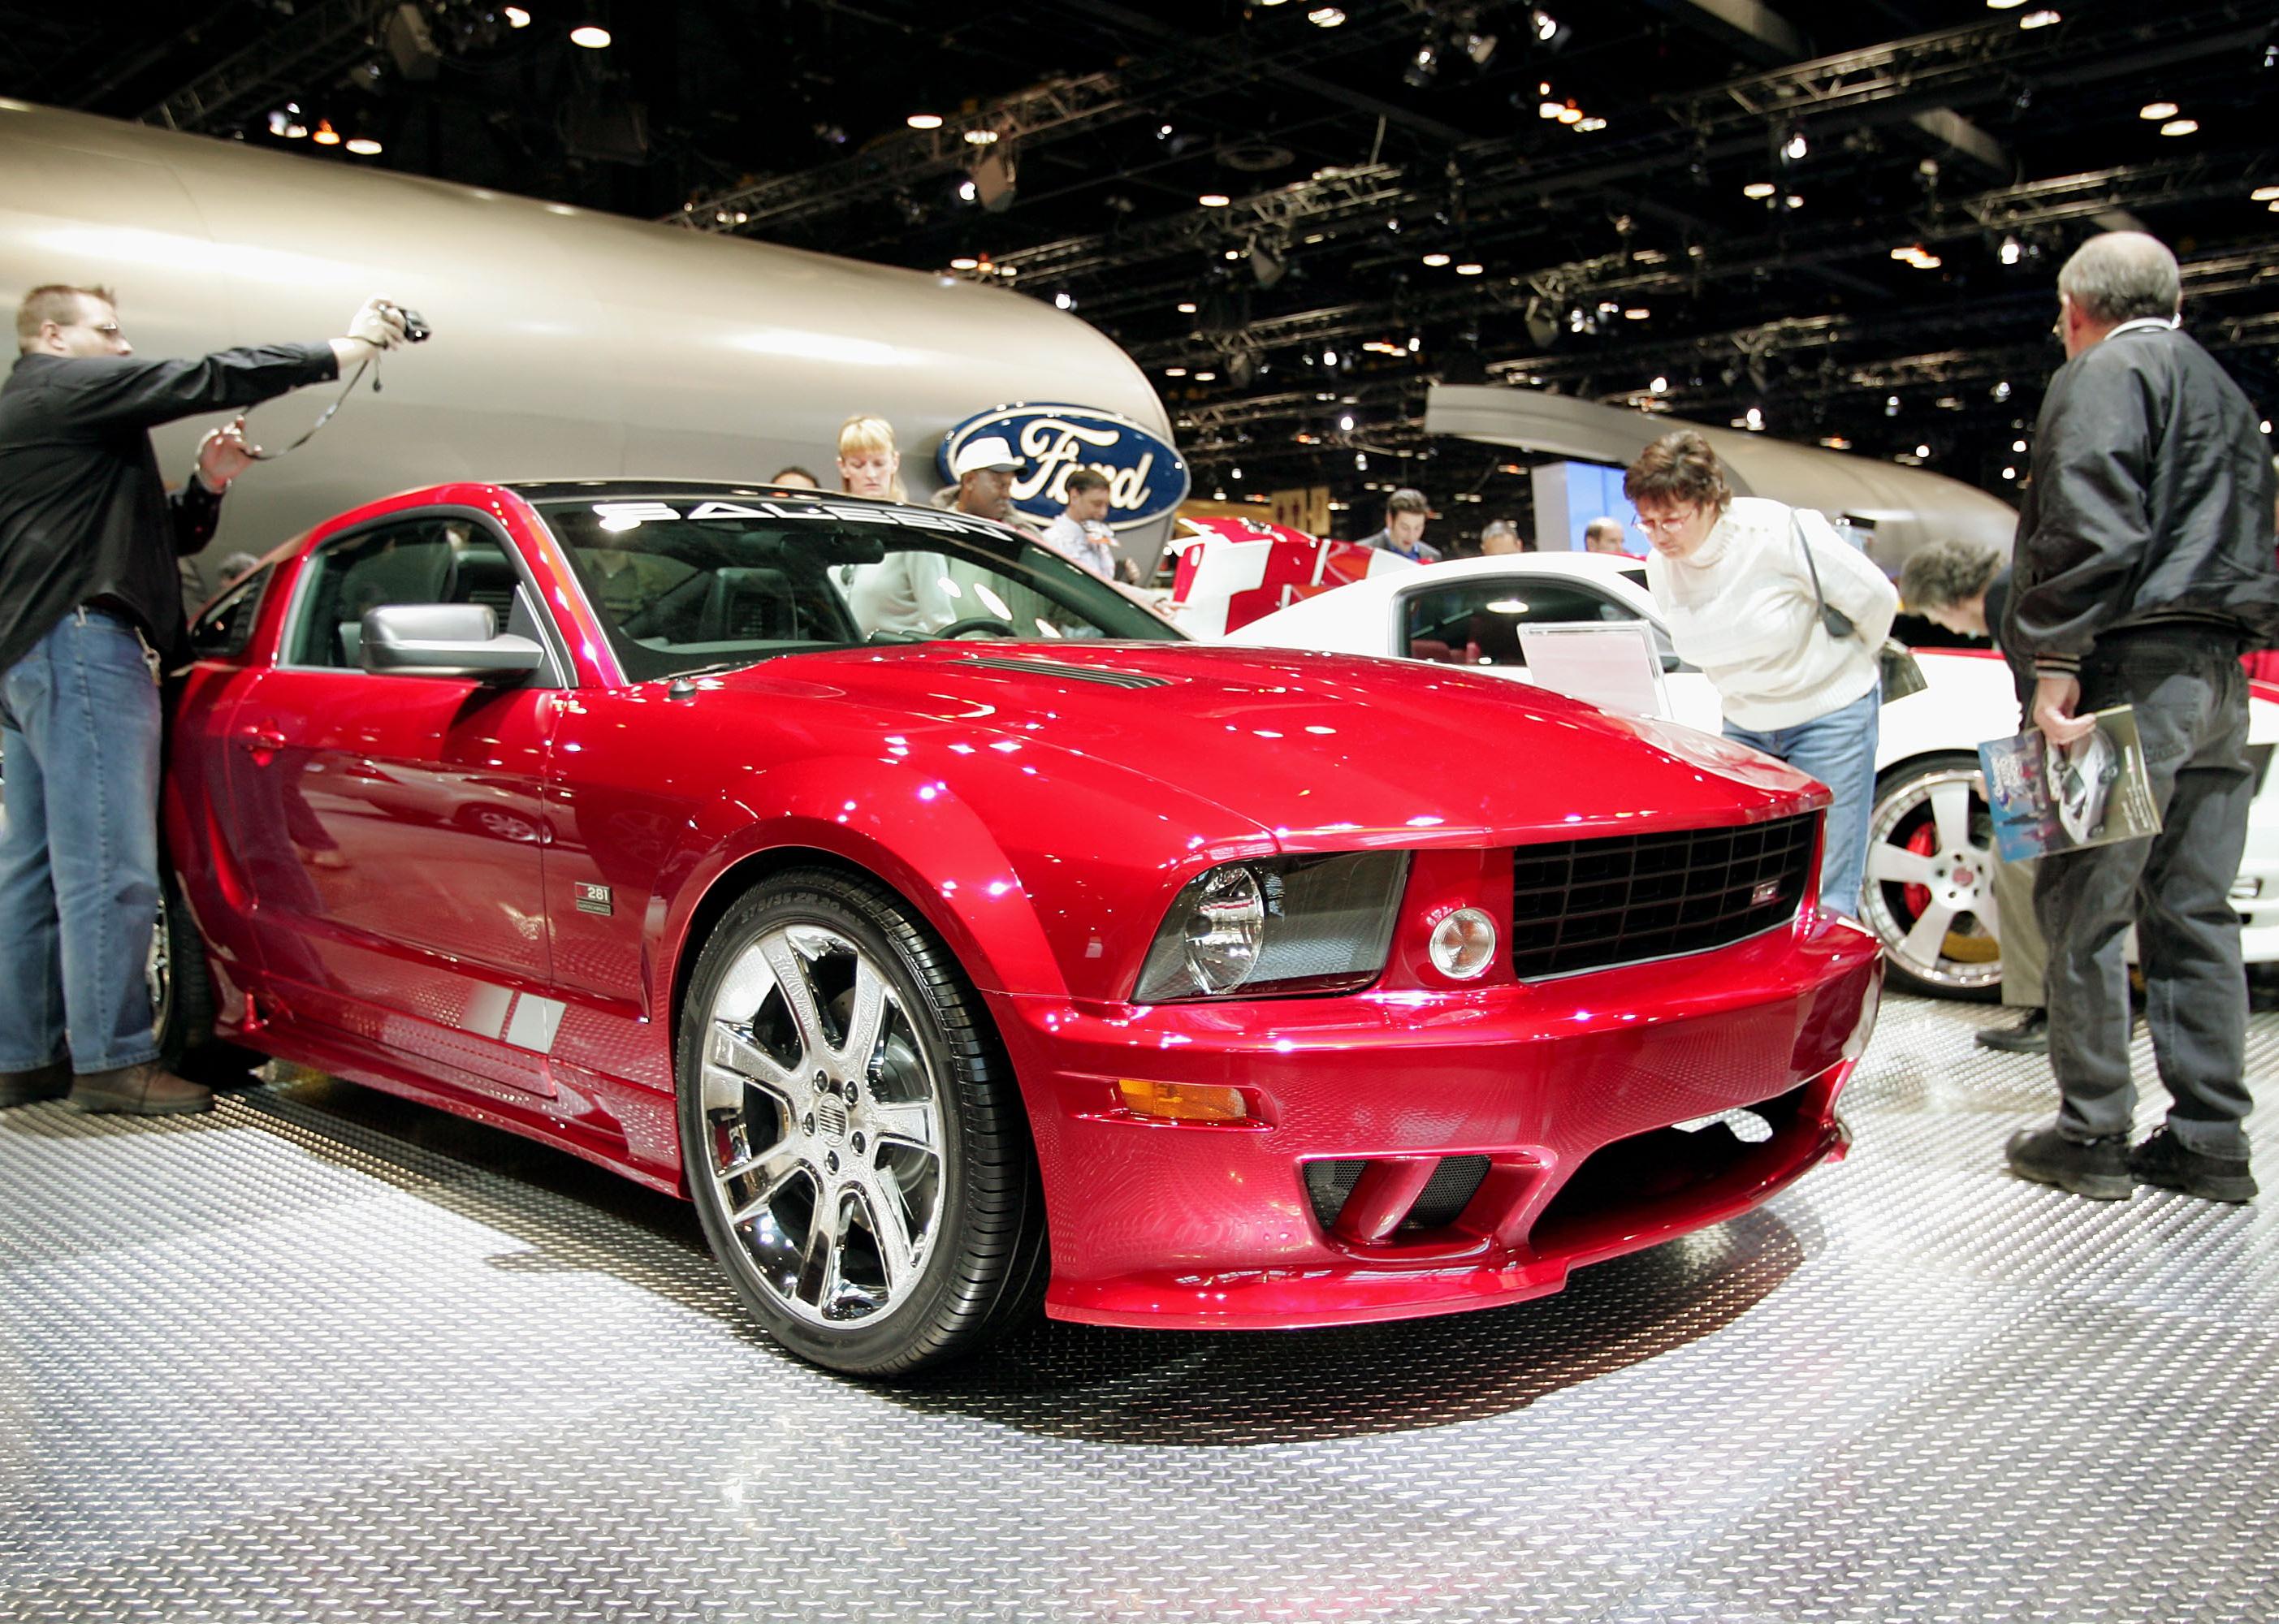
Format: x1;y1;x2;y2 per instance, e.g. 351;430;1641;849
1862;755;2004;1000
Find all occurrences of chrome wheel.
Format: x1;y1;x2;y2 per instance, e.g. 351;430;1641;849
698;922;945;1328
1862;757;2003;999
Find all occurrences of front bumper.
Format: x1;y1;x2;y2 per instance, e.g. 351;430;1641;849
995;912;1883;1331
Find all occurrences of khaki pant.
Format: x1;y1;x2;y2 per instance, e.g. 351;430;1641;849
1990;844;2044;1010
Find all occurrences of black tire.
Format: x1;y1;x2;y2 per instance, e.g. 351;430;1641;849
1861;753;2004;1001
154;870;217;1067
675;866;1047;1376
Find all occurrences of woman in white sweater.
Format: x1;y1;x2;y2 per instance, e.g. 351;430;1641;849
1624;430;1899;918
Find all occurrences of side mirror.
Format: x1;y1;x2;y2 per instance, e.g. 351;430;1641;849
361;604;543;680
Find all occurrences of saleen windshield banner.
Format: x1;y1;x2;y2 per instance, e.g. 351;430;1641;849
937;404;1190;530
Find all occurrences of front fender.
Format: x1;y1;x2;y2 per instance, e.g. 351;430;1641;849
655;755;1070;1019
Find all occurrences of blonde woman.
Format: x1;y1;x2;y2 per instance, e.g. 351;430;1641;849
837;412;906;503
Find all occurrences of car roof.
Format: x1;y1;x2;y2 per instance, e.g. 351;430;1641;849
506;477;902;508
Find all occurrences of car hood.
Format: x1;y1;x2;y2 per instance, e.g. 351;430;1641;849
690;642;1822;849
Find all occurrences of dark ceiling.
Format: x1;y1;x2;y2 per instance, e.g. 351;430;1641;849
8;0;2277;533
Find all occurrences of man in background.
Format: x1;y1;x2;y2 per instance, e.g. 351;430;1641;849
1359;488;1439;564
1480;519;1524;556
1585;516;1629;555
1040;468;1118;578
1901;539;2048;1056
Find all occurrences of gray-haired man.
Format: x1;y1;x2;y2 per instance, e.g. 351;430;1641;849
2002;231;2279;1204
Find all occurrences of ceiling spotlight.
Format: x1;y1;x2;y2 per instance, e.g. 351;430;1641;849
1199;192;1231;208
1650;375;1668;393
266;110;290;136
1338;413;1356;431
1194;369;1217;382
907;112;943;130
1782;130;1808;161
2139;101;2180;119
1307;6;1347;26
1987;0;2026;7
1421;252;1452;266
962;128;1000;145
1820;436;1852;450
2253;186;2279;201
1530;9;1566;46
2002;466;2017;481
1745;408;1765;431
1464;31;1498;66
569;24;612;47
1053;291;1075;310
1165;367;1187;377
1784;194;1804;209
2160;118;2199;136
957;179;978;201
1538;99;1564;119
1355;451;1369;470
949;256;979;270
1223;248;1242;261
2018;9;2060;26
1177;300;1199;313
1556;104;1583;124
1321;348;1339;366
1455;261;1484;276
2013;438;2028;452
1743;181;1775;199
1624;307;1649;320
2000;235;2023;264
1403;41;1439;87
311;119;341;145
344;136;383;155
283;119;309;139
504;5;530;24
1914;443;1932;459
1408;335;1422;352
1575;116;1607;132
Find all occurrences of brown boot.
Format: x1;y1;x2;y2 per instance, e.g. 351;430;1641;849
68;1062;214;1116
0;1060;74;1108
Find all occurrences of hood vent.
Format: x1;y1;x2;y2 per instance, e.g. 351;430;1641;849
951;656;1170;689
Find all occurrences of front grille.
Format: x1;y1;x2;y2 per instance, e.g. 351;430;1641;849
1509;813;1816;980
1302;1155;1492;1236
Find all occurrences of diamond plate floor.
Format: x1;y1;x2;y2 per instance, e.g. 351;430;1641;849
2;994;2274;1624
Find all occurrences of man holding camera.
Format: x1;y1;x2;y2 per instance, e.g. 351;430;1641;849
0;287;409;1116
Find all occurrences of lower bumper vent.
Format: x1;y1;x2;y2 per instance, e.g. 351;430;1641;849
1304;1155;1492;1237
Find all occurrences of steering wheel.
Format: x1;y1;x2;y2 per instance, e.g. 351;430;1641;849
936;616;1018;640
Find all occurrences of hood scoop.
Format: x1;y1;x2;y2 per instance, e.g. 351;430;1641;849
950;655;1170;689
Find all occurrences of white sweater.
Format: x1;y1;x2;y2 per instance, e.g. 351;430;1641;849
1645;497;1900;732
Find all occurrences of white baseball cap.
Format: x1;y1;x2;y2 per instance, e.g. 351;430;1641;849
951;434;1024;477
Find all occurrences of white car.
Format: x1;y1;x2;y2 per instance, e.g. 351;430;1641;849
1226;550;2279;999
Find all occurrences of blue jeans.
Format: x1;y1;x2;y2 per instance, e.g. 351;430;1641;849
1723;685;1880;919
0;609;165;1074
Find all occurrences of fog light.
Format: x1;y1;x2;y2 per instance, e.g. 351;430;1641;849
1428;908;1497;979
1118;1078;1250;1123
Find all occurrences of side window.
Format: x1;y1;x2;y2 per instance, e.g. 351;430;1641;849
288;516;540;672
1402;578;1640;668
188;567;271;659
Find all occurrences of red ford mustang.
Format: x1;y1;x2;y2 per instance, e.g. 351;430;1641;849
158;480;1883;1375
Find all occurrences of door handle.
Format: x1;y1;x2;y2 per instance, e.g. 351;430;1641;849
239;723;288;751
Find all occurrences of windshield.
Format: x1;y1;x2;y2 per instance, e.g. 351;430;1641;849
532;493;1183;682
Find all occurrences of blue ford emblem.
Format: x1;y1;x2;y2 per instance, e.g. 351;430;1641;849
938;403;1190;530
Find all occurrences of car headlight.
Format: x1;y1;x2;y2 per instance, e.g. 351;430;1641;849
1133;852;1410;1003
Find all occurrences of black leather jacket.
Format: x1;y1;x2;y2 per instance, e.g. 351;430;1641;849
2004;322;2279;676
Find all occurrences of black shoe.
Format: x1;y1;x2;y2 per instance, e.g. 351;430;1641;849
2005;1125;2132;1199
2129;1128;2257;1204
0;1059;73;1107
1976;1009;2049;1054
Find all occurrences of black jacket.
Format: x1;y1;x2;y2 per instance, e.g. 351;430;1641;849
0;343;337;675
1983;570;2033;709
2004;324;2279;676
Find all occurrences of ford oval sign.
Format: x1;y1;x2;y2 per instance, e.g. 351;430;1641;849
937;403;1189;530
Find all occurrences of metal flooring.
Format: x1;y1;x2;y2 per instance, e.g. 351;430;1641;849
2;994;2275;1624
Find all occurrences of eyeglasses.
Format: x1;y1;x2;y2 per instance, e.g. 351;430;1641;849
1630;507;1698;535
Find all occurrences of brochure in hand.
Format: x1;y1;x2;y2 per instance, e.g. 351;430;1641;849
1976;705;2161;862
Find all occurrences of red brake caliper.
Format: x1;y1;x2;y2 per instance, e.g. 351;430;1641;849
1902;820;1937;921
